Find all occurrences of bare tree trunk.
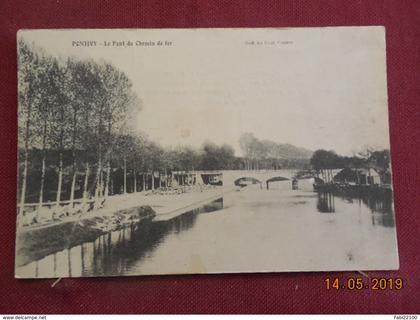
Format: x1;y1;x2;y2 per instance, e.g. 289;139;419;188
38;153;46;210
69;168;77;208
123;157;127;194
55;105;66;211
56;152;63;208
95;156;102;200
104;163;111;198
82;108;90;209
104;116;112;198
100;168;105;196
19;154;29;216
69;109;78;209
94;140;103;201
19;102;31;217
133;169;137;193
151;171;155;190
142;172;145;191
38;120;48;212
82;163;90;206
95;103;104;201
69;146;77;209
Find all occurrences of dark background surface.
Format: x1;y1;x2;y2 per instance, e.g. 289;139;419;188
0;0;419;314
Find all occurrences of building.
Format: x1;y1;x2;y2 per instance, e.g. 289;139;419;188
333;168;381;185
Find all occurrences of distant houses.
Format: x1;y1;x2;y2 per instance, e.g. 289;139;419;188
309;149;391;189
313;167;392;195
171;171;223;186
332;167;391;186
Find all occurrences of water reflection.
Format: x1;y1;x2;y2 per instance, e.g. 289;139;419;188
316;191;394;227
16;185;397;278
18;198;224;278
87;198;223;276
317;192;335;213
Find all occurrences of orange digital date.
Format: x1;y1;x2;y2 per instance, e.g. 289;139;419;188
325;277;403;290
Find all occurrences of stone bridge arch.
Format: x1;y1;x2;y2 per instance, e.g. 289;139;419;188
222;170;294;187
265;176;290;189
234;177;262;187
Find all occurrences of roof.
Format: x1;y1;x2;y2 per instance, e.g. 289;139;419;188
333;167;380;181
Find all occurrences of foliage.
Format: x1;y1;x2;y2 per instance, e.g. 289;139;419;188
21;37;384;206
17;38;141;203
310;149;390;172
238;133;312;170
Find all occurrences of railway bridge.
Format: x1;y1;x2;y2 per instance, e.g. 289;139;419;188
221;170;295;187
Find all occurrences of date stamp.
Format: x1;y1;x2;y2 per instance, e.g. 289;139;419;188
325;277;403;290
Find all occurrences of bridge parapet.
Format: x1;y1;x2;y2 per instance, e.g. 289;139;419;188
222;170;294;186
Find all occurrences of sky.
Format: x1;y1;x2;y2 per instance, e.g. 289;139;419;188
19;27;391;156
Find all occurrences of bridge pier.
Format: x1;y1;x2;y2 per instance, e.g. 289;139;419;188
222;170;293;187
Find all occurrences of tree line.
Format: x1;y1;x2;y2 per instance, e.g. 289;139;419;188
18;39;144;214
17;39;314;216
309;148;391;182
17;39;247;215
238;133;312;170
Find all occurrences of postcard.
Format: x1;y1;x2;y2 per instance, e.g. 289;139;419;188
15;27;398;278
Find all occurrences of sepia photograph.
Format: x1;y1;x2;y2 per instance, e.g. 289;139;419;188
15;27;398;278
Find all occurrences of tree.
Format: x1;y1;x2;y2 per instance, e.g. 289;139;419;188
65;58;84;209
166;146;201;171
17;38;143;217
47;59;71;211
239;133;258;170
239;133;312;170
17;39;44;215
77;60;103;206
31;54;56;211
201;142;235;170
310;149;341;182
368;150;390;173
112;133;145;194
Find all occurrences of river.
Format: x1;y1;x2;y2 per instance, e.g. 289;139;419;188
17;174;398;278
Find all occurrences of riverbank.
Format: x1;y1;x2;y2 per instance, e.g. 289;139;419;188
313;182;393;199
16;185;236;268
